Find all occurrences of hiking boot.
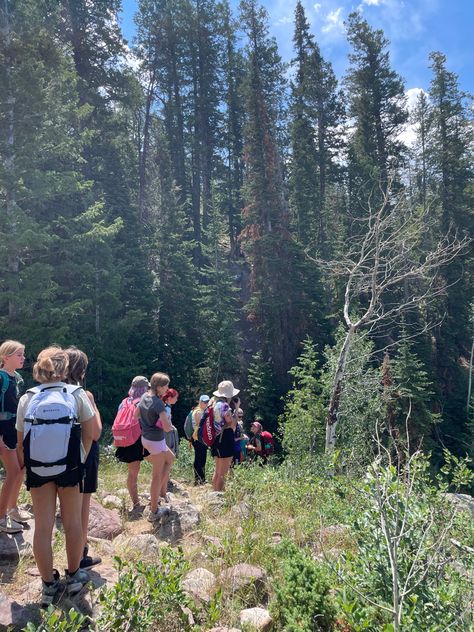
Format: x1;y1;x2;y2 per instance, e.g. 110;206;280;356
8;506;33;523
41;569;60;608
79;545;101;570
65;568;89;596
0;515;24;533
147;507;170;523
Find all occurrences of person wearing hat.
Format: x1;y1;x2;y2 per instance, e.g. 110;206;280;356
190;394;210;485
114;375;150;510
211;380;240;491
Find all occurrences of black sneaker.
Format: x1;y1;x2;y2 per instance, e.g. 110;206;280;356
41;569;60;608
79;545;101;569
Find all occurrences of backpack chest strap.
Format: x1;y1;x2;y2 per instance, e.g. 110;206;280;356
25;416;75;426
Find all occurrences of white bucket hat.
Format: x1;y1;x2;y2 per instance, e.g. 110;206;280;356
213;380;240;399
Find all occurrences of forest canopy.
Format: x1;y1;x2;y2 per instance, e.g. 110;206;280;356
0;0;472;467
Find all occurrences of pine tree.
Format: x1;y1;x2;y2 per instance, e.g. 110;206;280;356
427;52;473;457
345;12;407;217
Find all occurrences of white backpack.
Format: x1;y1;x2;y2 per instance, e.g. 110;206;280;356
23;383;81;478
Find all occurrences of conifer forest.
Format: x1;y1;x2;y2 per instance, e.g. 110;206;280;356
1;0;473;470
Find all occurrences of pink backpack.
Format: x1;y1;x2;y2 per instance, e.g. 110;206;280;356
112;397;141;447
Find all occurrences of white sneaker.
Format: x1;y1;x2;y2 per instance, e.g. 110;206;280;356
8;507;33;523
0;515;24;533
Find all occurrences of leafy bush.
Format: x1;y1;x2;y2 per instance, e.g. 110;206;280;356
96;549;193;631
270;541;335;631
23;607;89;632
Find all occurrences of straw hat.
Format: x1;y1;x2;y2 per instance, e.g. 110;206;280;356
213;380;240;399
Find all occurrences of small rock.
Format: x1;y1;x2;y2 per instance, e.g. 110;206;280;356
87;498;123;540
182;567;217;603
206;628;241;632
202;535;224;550
219;564;267;597
113;533;164;559
0;526;34;563
154;500;200;544
0;592;39;630
231;501;251;520
102;495;123;510
239;607;272;631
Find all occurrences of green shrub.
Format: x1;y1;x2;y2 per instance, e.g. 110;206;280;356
96;549;193;631
22;607;89;632
270;541;335;631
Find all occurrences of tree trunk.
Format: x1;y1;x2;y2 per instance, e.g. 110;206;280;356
325;325;356;452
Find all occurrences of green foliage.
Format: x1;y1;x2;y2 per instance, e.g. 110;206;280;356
270;541;335;631
336;450;474;631
96;551;193;631
320;327;384;471
280;338;326;463
22;607;89;632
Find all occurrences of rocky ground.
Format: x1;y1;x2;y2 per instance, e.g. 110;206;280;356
0;480;273;632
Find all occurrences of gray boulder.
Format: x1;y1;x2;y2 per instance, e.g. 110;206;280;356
182;567;217;604
239;607;272;631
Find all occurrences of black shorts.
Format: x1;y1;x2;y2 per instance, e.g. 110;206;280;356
211;428;235;459
83;441;99;494
26;464;84;490
0;419;17;450
115;436;149;463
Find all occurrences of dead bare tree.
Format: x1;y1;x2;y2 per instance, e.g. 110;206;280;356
313;180;468;453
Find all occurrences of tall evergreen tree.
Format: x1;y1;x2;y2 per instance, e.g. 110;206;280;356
427;52;473;457
345;12;407;218
239;0;307;392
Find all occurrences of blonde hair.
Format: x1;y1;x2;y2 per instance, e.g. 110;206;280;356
0;340;25;367
33;346;69;384
150;372;170;395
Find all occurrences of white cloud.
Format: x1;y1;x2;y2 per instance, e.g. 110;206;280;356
322;7;344;34
398;87;426;147
314;3;322;11
363;0;382;5
274;15;293;26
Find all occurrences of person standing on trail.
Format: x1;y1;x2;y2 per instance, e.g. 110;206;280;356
0;340;31;534
64;347;102;571
190;394;209;485
114;376;150;511
160;387;179;501
211;381;240;491
16;346;96;607
137;372;173;523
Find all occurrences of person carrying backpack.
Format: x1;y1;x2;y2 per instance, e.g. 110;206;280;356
248;420;274;464
0;339;32;534
65;347;102;571
185;394;209;485
113;376;150;511
211;381;240;491
15;346;96;608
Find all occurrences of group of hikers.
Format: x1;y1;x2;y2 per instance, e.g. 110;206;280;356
0;339;273;609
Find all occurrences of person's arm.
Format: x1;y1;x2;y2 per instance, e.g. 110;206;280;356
86;390;102;442
159;410;173;433
77;390;96;458
15;396;27;469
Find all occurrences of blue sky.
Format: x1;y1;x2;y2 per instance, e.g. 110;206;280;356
119;0;474;94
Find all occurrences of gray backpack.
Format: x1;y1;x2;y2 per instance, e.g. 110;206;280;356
23;383;81;478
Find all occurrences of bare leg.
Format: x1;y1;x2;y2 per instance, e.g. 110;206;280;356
159;449;175;498
212;457;233;491
30;483;57;582
126;461;140;506
81;493;91;552
0;444;23;518
146;453;167;513
58;485;84;573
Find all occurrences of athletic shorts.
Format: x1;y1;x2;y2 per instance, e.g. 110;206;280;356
26;464;84;490
115;436;149;463
141;436;168;455
83;441;99;494
0;419;17;450
211;427;235;459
